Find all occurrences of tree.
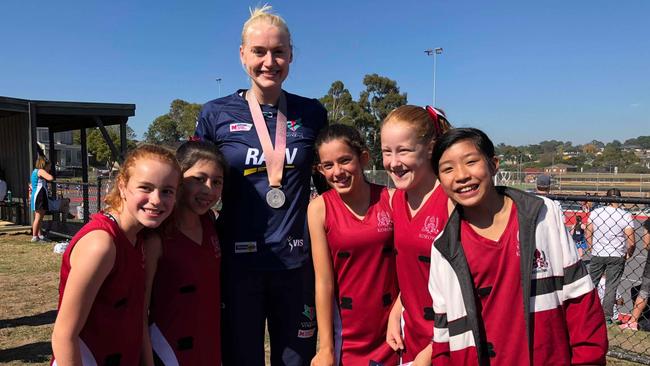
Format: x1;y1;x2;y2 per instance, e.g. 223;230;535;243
144;115;182;146
592;142;640;172
319;81;360;126
170;99;202;138
357;74;408;168
624;136;650;149
144;99;202;146
87;125;137;167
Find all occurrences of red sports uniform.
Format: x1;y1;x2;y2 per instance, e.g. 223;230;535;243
52;213;145;366
392;184;448;362
323;184;398;365
460;205;529;364
149;213;221;365
429;189;607;366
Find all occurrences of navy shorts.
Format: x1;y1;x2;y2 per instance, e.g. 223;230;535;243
575;240;588;250
221;264;316;366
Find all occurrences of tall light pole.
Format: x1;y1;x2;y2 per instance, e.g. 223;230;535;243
215;78;222;97
424;47;443;106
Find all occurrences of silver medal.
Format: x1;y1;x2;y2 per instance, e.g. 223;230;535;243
266;187;286;208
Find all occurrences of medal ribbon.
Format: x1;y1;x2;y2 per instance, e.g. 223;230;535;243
246;90;287;188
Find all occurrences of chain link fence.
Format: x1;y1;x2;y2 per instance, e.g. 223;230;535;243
40;178;114;238
546;193;650;364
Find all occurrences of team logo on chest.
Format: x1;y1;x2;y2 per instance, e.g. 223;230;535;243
287;118;303;138
419;215;440;240
376;210;393;232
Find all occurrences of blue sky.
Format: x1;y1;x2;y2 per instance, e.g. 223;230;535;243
2;0;648;145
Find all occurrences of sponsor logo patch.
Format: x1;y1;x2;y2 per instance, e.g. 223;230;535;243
229;123;253;132
287;236;304;252
234;241;257;253
297;328;315;338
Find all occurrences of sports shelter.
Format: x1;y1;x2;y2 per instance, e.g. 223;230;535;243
0;96;135;225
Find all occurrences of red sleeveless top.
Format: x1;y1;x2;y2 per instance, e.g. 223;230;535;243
54;212;145;365
149;213;222;364
392;184;449;362
323;184;398;365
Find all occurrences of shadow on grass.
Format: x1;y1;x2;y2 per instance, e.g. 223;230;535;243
0;341;51;362
0;310;57;329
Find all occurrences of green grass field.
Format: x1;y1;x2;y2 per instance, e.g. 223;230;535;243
0;233;645;365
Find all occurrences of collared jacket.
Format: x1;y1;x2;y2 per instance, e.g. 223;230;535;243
429;187;608;365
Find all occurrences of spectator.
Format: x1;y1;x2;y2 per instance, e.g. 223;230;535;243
30;156;54;242
571;215;587;258
30;156;72;242
535;174;552;194
597;277;624;323
587;188;636;325
621;218;650;330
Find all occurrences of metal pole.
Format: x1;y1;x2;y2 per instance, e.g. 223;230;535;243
424;48;443;106
433;52;437;106
434;48;442;106
216;78;222;97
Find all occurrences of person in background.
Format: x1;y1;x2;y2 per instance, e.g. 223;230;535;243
194;5;327;365
586;188;636;325
30;156;54;242
428;127;607;365
535;174;552;194
621;218;650;330
51;145;181;365
571;215;587;258
309;124;398;366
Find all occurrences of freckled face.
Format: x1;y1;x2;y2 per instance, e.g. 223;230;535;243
119;158;179;229
381;121;434;191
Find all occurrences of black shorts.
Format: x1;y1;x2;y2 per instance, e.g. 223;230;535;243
34;190;48;211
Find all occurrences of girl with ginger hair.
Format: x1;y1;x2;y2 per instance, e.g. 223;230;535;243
51;145;181;365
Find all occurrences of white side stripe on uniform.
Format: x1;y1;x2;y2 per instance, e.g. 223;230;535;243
150;323;179;366
52;338;98;366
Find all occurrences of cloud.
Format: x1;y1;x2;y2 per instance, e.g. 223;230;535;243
630;103;641;108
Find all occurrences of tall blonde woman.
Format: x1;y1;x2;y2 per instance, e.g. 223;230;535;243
195;5;327;365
